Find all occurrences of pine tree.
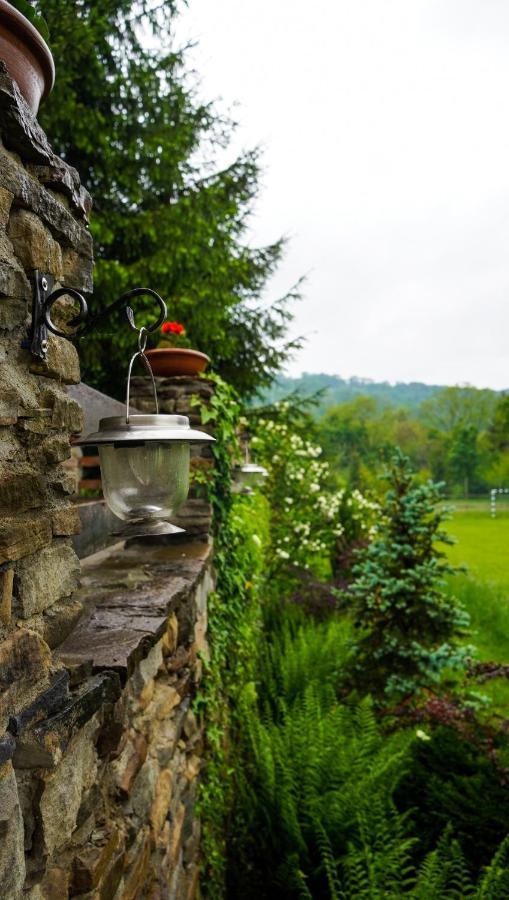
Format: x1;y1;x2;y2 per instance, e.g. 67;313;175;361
348;450;470;701
37;0;300;399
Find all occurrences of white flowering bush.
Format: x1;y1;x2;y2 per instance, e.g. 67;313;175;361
251;406;377;585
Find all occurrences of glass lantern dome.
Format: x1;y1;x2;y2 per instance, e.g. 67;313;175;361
77;413;213;537
232;461;269;494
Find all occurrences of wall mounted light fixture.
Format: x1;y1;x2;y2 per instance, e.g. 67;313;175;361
232;445;268;495
25;270;214;538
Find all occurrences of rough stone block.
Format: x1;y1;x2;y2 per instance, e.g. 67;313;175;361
162;612;179;657
0;62;56;166
8;208;64;277
166;646;190;673
0;761;26;898
0;732;15;764
51;505;81;536
120;827;151;900
37;866;71;900
150;769;173;837
151;717;181;769
15;542;80;618
0;629;52;729
48;466;80;496
0;295;27;329
0;185;13;224
39;717;99;855
29;334;80;384
28;163;92;221
164;801;186;874
62;247;94;292
131;756;159;821
72;829;124;895
0;386;18;424
41;389;83;433
31;434;72;467
16;410;53;435
0;512;52;564
28;592;83;649
131;640;164;697
0;143;93;256
112;730;148;794
0;566;13;625
0;228;30;299
0;472;46;515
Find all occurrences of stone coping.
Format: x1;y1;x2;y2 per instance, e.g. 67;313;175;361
56;539;213;682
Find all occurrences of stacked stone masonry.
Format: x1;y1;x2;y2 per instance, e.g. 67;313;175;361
0;66;214;898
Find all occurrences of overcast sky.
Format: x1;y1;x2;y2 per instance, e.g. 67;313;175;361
175;0;509;389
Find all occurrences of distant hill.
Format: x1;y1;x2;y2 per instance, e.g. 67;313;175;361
257;373;451;413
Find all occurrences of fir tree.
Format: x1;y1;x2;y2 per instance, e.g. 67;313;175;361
37;0;300;399
348;450;470;701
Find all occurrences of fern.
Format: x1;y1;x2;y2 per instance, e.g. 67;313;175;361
475;834;509;899
228;613;509;899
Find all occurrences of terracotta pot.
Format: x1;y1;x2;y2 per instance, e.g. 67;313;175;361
145;348;210;378
0;0;54;115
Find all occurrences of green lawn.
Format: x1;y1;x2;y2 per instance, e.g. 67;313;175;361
443;503;509;707
446;501;509;590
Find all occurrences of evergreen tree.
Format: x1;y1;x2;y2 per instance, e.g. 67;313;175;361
348;450;470;701
447;424;481;498
38;0;300;399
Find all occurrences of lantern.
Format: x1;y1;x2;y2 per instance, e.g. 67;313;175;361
76;322;213;538
232;445;268;495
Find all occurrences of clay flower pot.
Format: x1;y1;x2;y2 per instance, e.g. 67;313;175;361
145;348;210;378
0;0;55;115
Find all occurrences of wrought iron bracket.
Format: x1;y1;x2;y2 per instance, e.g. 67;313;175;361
23;270;167;361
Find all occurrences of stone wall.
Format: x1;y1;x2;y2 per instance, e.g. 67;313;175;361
0;66;214;898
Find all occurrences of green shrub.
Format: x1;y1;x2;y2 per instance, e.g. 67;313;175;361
348;450;471;701
396;725;509;876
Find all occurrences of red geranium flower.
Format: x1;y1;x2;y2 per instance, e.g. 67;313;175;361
162;321;185;335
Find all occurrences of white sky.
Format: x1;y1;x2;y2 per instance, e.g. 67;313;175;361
175;0;509;389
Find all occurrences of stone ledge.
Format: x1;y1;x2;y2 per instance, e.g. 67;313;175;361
56;541;213;682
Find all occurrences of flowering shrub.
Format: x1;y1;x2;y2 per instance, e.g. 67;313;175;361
251;406;377;587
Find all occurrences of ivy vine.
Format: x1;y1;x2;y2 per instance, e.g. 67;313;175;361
192;374;269;897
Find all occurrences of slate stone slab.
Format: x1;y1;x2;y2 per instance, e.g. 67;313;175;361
8;670;69;737
11;672;121;769
57;542;212;682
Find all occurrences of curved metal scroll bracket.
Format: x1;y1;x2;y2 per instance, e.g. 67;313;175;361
25;270;167;361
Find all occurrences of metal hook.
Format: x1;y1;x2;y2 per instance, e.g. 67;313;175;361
125;348;159;424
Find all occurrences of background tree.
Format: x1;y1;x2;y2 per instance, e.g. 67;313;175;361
38;0;300;399
419;386;496;433
348;451;470;701
447;424;482;498
486;394;509;454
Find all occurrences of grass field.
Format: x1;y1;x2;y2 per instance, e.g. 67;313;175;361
443;501;509;700
446;500;509;590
